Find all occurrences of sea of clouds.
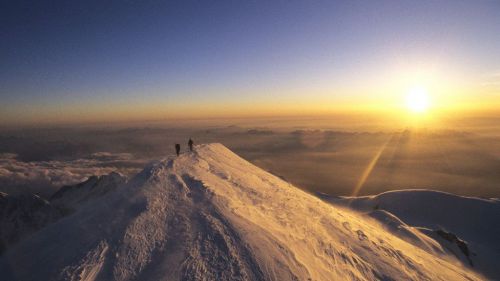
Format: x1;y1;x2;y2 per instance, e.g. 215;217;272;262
1;124;499;199
0;151;146;197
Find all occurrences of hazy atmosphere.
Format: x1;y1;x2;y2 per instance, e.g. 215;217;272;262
1;1;499;200
2;116;499;199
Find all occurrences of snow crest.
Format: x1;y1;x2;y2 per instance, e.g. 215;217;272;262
328;189;500;280
0;144;484;280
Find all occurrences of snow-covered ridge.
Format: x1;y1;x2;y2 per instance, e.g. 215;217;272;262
0;172;128;255
50;172;127;209
0;144;486;280
0;192;62;254
321;189;500;280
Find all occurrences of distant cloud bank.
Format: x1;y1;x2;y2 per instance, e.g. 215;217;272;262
0;152;146;197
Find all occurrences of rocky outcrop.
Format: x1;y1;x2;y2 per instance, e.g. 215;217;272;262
435;229;473;266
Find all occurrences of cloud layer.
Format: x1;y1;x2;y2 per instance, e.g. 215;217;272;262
1;123;499;199
0;152;146;197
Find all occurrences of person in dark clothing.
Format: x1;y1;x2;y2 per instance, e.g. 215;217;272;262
188;138;194;151
175;144;180;156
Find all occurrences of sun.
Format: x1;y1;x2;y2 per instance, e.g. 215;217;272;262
405;86;430;113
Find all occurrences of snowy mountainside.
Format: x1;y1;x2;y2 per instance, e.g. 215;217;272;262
0;144;484;281
50;172;127;209
323;190;500;280
0;192;62;254
0;172;127;255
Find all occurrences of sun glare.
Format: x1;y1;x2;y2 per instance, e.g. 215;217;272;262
406;86;430;113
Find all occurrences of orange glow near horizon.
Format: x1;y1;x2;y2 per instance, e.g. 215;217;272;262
1;86;499;128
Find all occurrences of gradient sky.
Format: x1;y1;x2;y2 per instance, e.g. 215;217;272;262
1;0;500;125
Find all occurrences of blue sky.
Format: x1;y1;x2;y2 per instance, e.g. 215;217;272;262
1;0;499;124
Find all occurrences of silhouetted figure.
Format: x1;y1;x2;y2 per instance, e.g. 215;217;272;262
175;144;180;156
188;138;194;151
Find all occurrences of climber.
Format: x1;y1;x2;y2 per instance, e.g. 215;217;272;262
175;144;180;156
188;138;194;151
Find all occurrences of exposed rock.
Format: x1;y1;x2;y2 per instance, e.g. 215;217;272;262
435;229;473;266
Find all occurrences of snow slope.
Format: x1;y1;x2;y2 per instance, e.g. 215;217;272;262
50;172;127;210
0;192;62;254
0;144;484;280
0;172;128;255
324;190;500;280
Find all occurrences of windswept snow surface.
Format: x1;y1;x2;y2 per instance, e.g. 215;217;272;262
50;172;127;210
0;144;484;280
327;190;500;280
